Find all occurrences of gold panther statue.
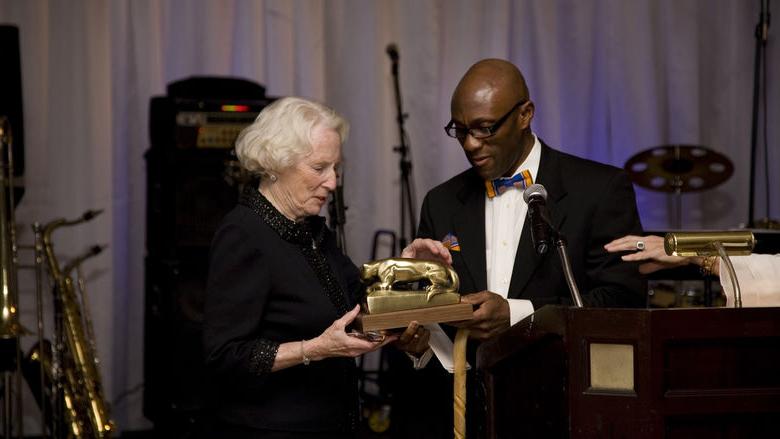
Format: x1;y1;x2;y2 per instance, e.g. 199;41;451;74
360;258;460;314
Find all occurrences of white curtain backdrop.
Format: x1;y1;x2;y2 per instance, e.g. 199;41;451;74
1;0;778;432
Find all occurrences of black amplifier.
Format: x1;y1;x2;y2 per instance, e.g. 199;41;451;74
146;77;274;255
150;96;273;150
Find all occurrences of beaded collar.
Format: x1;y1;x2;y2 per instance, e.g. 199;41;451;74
239;186;325;249
239;186;348;315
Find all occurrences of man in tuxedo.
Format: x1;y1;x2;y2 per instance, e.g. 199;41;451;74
393;58;644;438
424;59;645;337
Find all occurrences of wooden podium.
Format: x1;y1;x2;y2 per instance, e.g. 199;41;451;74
477;305;780;438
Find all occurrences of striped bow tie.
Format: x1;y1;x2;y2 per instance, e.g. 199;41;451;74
485;169;533;198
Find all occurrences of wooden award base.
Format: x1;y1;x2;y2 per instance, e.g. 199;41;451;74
354;302;474;332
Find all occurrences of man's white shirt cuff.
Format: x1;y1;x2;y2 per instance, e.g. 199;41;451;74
405;347;434;370
508;298;535;327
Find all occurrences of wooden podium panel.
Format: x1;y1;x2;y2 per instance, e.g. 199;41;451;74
477;306;780;438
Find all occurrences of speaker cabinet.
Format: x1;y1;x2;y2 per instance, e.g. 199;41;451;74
143;78;271;432
143;144;245;429
143;255;209;426
145;147;241;256
0;25;26;204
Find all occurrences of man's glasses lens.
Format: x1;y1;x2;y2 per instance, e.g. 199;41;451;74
444;100;526;140
445;125;490;139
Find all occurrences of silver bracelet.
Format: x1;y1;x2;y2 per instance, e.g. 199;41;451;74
300;340;311;366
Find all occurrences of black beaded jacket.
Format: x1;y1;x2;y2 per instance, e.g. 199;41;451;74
203;187;362;435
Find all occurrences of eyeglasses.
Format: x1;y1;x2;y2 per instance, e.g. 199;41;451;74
444;100;527;140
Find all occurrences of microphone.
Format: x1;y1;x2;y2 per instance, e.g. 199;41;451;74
523;184;552;255
386;43;399;62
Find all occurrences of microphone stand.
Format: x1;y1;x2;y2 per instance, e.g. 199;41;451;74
553;234;584;308
534;212;584;308
387;44;417;252
748;0;771;227
328;177;348;254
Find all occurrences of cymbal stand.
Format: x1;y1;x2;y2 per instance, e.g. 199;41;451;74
748;0;771;227
670;150;686;304
672;146;683;229
673;185;683;230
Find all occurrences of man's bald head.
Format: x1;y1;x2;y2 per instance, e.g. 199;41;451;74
447;59;535;180
452;59;529;111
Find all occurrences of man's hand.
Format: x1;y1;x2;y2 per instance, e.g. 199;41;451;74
393;321;430;356
452;291;510;341
401;238;453;266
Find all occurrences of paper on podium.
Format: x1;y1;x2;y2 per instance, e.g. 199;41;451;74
424;323;471;373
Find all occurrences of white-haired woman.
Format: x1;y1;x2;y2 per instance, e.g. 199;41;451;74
203;97;447;438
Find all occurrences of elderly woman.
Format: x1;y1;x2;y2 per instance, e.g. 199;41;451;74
203;97;442;438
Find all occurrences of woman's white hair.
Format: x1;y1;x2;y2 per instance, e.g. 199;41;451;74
234;96;349;177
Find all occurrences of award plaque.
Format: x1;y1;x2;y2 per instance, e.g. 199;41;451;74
354;258;473;332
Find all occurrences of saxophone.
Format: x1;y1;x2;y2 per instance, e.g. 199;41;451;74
40;210;114;438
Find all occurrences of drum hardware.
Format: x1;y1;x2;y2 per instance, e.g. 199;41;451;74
624;145;734;228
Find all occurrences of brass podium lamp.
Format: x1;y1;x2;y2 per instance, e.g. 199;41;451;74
664;231;755;308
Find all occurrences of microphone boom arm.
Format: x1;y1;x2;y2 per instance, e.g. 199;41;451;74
523;183;583;307
545;222;584;308
554;235;584;308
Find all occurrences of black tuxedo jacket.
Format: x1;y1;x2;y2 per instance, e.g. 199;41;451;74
418;142;645;308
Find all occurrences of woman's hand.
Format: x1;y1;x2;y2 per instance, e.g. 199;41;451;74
401;238;452;265
393;321;430;356
307;305;396;361
604;235;690;274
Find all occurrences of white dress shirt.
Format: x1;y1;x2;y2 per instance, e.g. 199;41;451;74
415;135;543;370
485;134;541;326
